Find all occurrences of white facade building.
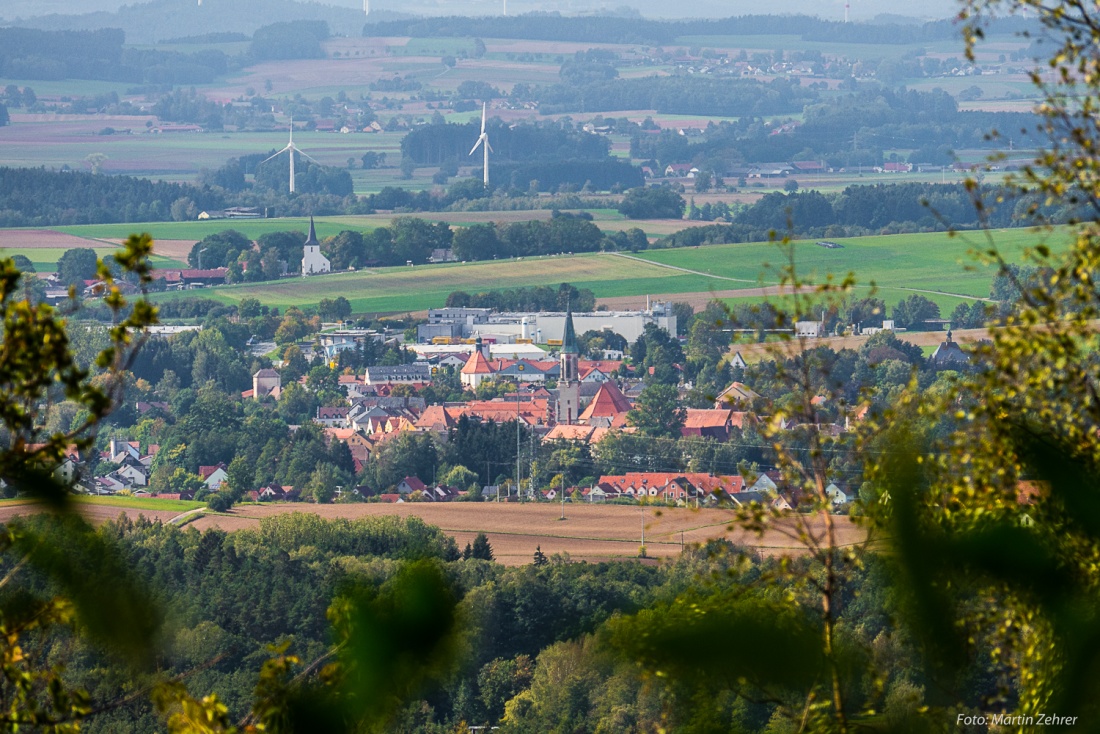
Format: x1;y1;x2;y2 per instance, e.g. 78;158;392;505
301;216;331;276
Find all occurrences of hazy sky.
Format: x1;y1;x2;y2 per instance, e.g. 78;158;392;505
3;0;962;23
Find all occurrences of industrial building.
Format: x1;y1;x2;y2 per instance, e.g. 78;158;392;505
416;303;676;346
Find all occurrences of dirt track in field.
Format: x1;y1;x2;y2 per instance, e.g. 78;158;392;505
189;502;868;565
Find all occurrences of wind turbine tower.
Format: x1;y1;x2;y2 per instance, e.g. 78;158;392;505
469;103;492;187
261;122;319;194
363;0;370;15
844;2;850;22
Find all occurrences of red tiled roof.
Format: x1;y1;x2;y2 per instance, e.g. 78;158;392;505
461;350;494;375
544;424;595;442
598;472;745;495
579;381;632;421
198;463;227;480
683;409;733;429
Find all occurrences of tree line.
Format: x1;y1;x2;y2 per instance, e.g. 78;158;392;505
631;86;1039;172
400;120;612;165
0;27;229;85
535;75;814;117
657;182;1059;246
364;12;1034;47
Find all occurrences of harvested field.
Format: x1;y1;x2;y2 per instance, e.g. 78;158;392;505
0;229;101;249
0;500;183;526
188;502;868;566
112;238;196;261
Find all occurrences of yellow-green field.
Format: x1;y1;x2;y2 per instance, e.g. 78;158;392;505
141;226;1062;315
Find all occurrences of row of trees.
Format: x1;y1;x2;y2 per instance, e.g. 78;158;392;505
631;86;1037;173
0;27;228;84
364;12;1027;47
658;181;1042;245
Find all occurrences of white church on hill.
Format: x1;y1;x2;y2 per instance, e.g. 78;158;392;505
301;216;331;276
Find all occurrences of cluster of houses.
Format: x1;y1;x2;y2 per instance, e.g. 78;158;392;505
62;311;869;510
362;469;851;510
62;438;229;499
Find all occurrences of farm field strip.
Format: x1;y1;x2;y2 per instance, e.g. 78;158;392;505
181;503;867;565
149;252;703;312
629;227;1066;299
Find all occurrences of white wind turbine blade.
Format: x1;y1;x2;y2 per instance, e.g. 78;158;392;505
485;138;493;153
469;136;484;156
293;145;322;165
261;144;292;164
480;102;487;134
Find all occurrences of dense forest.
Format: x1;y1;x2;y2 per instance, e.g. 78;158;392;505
631;87;1039;170
536;76;814;117
0;27;229;84
0;19;332;85
401;122;612;165
13;513;925;734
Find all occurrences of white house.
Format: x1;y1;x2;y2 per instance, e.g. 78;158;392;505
825;483;849;507
199;464;229;491
301;217;331;276
116;464;148;487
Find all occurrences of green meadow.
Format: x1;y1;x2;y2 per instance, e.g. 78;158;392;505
136;226;1066;315
6;249;188;272
53;218;379;242
634;227;1068;310
149;252;710;314
73;495;204;512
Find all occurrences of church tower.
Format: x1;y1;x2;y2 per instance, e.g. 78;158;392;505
556;307;581;424
301;215;331;276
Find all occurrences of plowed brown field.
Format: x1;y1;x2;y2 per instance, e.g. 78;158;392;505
188;503;868;565
0;501;181;526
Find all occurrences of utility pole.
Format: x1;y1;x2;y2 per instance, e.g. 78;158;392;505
560;474;566;520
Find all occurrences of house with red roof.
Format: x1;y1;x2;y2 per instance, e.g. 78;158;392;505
598;472;744;503
681;408;743;441
460;349;495;389
396;476;428;495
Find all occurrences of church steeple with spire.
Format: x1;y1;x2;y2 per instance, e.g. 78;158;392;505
305;215;318;246
556;306;581;424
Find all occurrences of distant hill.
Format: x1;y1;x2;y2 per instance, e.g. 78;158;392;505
7;0;370;42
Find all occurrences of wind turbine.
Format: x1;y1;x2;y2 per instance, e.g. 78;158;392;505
261;122;319;193
468;103;492;187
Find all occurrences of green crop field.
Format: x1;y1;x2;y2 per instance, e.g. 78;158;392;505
53;217;382;242
135;226;1067;315
632;227;1070;308
1;248;188;272
148;252;720;314
73;495;204;512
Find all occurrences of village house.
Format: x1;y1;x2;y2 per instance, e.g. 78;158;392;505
199;463;229;491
